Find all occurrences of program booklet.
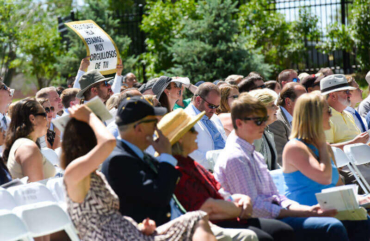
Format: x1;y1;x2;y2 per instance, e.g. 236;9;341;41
315;185;367;221
52;96;113;132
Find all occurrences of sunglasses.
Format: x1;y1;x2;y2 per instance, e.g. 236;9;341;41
44;106;55;113
241;116;269;126
198;95;220;109
173;82;182;88
102;81;110;87
228;95;239;99
34;112;47;118
134;118;158;128
293;78;300;83
342;90;350;95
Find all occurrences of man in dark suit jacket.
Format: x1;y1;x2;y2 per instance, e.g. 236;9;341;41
101;96;181;225
268;83;306;165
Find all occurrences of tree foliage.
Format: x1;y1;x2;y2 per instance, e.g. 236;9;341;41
166;0;271;82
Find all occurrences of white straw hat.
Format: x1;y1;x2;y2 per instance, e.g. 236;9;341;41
320;74;356;95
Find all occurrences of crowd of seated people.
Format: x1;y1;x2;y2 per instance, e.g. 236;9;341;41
2;58;370;241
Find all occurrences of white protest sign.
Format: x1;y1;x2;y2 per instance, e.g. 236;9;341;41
65;20;120;75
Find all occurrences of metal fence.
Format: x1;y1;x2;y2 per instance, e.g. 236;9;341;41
58;1;358;80
264;0;356;74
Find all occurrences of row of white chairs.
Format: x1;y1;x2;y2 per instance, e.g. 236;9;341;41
0;178;78;241
270;143;370;195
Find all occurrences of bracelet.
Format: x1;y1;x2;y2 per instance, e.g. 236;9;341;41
226;196;234;202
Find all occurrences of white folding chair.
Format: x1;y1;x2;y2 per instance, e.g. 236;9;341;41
0;210;33;241
269;169;285;194
13;202;79;240
206;149;223;171
8;182;56;206
46;177;67;210
343;144;370;194
41;147;60;167
0;187;17;210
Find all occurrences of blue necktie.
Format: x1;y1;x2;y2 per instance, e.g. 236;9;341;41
354;110;366;132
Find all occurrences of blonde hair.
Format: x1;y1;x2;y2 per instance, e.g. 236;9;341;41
106;93;120;110
216;84;238;114
248;88;278;106
290;91;327;143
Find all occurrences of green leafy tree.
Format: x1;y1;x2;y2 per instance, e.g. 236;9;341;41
141;0;198;79
167;0;272;83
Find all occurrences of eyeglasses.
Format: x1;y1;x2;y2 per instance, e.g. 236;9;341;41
293;78;300;83
44;106;55;113
173;82;182;89
34;112;47;118
102;81;110;87
241;116;269;126
133;118;158;128
342;90;350;95
228;95;239;99
197;95;220;109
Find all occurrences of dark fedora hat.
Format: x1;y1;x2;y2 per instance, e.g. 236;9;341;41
76;70;113;98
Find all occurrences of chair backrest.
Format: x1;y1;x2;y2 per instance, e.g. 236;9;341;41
269;169;285;194
343;144;370;165
0;210;30;241
8;182;56;206
46;178;66;203
332;146;351;168
0;188;17;210
41;147;60;166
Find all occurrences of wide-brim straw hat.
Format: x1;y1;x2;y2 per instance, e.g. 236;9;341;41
320;74;356;95
157;109;205;145
77;70;113;98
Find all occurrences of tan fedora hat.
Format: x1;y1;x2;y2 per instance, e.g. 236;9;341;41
157;109;205;145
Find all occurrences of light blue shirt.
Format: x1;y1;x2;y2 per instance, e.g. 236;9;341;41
281;106;293;126
119;139;178;167
191;105;225;150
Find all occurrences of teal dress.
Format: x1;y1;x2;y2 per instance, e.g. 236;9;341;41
283;139;339;206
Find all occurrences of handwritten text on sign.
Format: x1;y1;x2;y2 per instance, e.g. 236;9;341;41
65;20;120;75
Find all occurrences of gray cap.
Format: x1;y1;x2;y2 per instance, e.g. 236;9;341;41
152;76;172;99
139;78;158;94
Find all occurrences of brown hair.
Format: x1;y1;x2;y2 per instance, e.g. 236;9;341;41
277;69;296;85
194;82;220;98
277;82;300;107
61;88;79;108
3;98;42;163
217;84;238;114
225;75;243;85
60;119;97;169
265;80;278;91
35;87;56;99
231;93;267;130
238;75;264;93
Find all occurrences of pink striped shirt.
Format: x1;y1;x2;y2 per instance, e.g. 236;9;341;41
214;131;297;219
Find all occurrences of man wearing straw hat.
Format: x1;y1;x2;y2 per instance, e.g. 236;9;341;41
321;74;369;149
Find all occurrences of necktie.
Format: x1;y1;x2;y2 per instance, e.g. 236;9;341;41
354;110;366;132
2;116;7;130
142;152;187;214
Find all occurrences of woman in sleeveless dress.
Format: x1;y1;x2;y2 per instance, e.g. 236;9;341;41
282;91;370;241
4;97;55;182
62;104;216;241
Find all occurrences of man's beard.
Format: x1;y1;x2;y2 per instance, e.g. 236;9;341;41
338;96;351;107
